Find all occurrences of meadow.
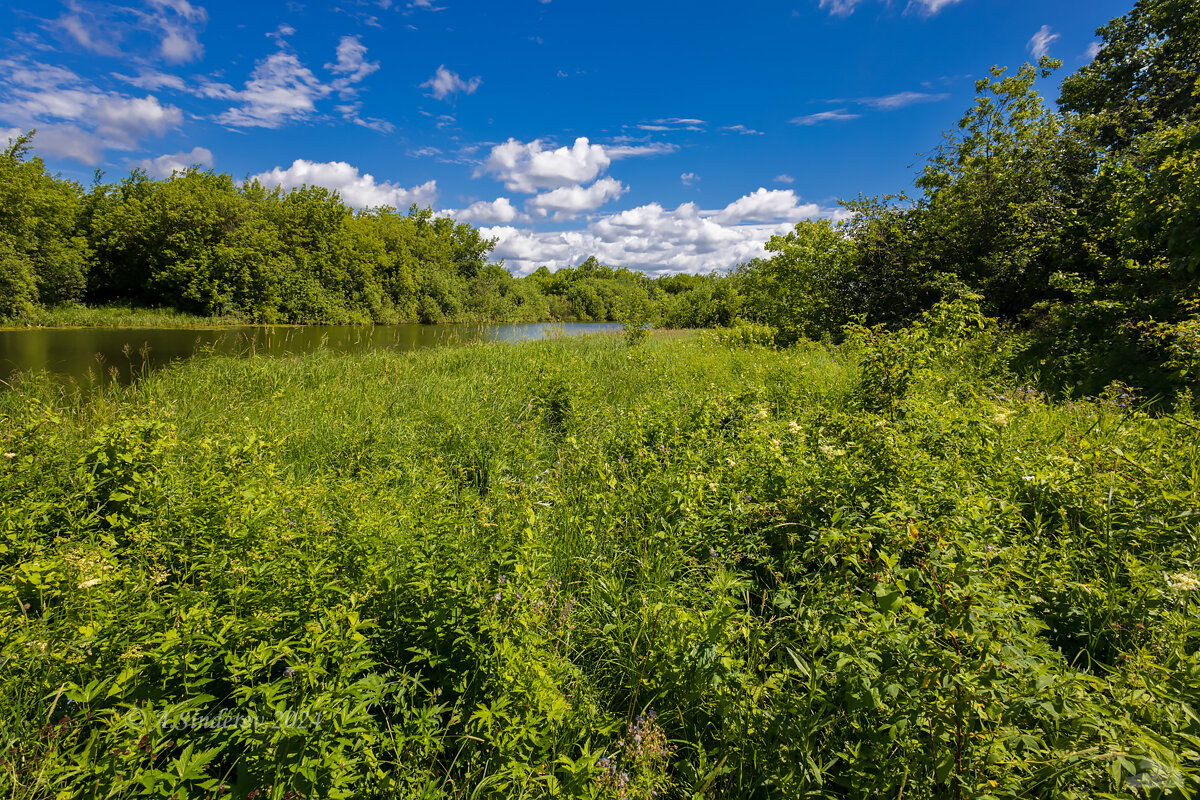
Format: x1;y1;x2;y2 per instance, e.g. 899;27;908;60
2;306;1198;799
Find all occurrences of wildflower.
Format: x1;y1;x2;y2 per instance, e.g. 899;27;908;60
707;482;718;491
77;578;104;589
754;407;768;420
725;457;736;468
3;452;15;458
1168;572;1200;592
769;438;781;449
709;548;718;559
284;668;295;678
788;420;802;434
492;592;502;602
992;409;1013;426
497;575;507;585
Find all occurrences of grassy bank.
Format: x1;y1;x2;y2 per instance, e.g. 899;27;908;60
0;304;256;330
2;315;1198;798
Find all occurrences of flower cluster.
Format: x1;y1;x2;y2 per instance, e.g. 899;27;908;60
595;711;674;798
1167;572;1199;593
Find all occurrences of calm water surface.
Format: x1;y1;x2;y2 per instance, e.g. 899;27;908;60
0;323;620;388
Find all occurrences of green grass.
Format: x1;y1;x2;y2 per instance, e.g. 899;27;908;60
1;320;1198;799
1;303;255;329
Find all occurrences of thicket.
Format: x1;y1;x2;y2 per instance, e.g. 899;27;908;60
2;319;1198;798
731;0;1200;400
0;145;731;329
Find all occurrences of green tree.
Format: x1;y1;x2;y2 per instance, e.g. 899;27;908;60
1059;0;1200;151
0;131;91;309
739;219;854;343
913;58;1095;317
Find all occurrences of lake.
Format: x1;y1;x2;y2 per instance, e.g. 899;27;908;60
0;322;622;388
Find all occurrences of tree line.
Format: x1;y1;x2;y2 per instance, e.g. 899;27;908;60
0;142;740;328
735;0;1198;398
1;0;1196;395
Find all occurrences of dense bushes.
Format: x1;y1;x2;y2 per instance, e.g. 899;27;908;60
2;327;1198;797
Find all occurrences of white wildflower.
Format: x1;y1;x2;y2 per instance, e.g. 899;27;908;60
788;420;802;434
1168;572;1200;593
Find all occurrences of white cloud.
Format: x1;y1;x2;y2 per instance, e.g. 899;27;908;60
1;127;25;147
481;187;837;276
1028;25;1060;59
790;109;860;126
0;59;182;163
453;197;521;225
479;137;611;193
636;117;705;132
681;172;699;186
420;65;481;100
134;145;214;177
526;177;627;219
819;0;963;15
774;174;795;184
216;49;330;128
54;0;208;63
905;0;964;14
112;70;188;91
818;0;863;16
251;159;437;210
1084;41;1101;60
326;35;379;97
860;90;949;110
477;136;676;194
712;188;819;225
721;124;764;135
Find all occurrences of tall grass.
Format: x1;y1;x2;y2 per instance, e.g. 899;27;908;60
1;303;254;329
1;319;1197;798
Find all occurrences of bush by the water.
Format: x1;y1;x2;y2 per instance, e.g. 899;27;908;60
2;316;1198;798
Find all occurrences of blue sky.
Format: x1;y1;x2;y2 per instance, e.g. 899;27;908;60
1;0;1130;275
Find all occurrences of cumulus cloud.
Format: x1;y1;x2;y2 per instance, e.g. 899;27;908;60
453;197;521;225
681;172;699;186
479;137;612;193
712;188;819;225
0;59;182;163
774;174;795;184
420;65;481;100
478;137;674;194
860;90;949;110
790;109;860;126
526;177;627;219
251;159;437;209
481;187;837;276
1028;25;1060;59
134;145;214;177
1084;41;1102;60
216;49;330;128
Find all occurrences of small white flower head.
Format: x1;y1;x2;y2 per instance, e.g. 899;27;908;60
725;457;736;468
788;420;802;434
754;407;769;420
1168;572;1200;593
992;409;1013;426
3;452;15;458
